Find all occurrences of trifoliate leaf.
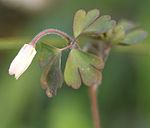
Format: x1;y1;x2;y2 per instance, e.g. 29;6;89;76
37;43;63;97
64;49;104;89
73;9;116;38
121;30;148;44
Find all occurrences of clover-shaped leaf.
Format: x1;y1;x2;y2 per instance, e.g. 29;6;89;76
38;43;63;97
64;49;104;89
73;9;99;37
73;9;116;38
121;30;148;45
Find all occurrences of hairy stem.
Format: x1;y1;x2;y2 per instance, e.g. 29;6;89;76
89;85;100;128
30;29;73;46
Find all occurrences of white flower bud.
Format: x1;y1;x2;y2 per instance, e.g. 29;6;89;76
9;44;36;79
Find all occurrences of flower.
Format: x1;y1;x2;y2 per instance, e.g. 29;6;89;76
9;44;36;79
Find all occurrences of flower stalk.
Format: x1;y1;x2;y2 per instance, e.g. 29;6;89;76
30;29;73;46
9;29;74;79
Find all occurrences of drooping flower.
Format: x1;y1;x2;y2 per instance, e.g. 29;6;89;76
9;44;36;79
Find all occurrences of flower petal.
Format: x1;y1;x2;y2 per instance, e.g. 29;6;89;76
9;44;36;79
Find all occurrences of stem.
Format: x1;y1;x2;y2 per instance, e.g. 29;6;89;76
89;85;101;128
30;29;73;46
88;45;111;128
103;45;111;62
59;44;73;51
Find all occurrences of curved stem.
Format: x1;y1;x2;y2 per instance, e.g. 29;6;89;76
89;85;101;128
59;44;73;51
30;29;73;46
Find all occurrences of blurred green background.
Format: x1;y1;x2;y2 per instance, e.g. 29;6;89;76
0;0;150;128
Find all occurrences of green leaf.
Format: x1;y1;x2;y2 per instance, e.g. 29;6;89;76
118;20;136;32
104;25;125;44
37;42;60;68
122;30;148;44
40;54;63;97
84;15;116;34
64;49;104;89
37;43;63;97
73;9;99;37
73;9;116;38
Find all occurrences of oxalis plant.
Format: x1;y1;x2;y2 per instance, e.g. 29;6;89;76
8;9;147;128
